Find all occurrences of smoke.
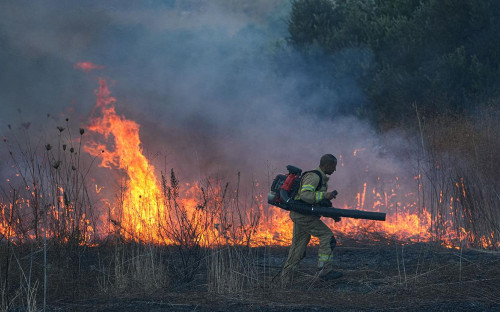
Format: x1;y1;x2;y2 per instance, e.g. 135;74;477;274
0;0;414;207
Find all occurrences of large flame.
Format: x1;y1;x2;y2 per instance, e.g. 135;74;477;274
84;78;166;242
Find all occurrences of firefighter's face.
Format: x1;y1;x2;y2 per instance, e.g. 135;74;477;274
324;162;337;175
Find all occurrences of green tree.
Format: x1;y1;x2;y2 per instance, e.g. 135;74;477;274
288;0;500;127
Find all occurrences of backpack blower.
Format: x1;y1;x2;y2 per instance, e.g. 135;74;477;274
268;165;386;221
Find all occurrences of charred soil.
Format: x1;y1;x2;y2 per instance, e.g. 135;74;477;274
3;240;500;312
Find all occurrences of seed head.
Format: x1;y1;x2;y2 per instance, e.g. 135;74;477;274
52;161;61;169
79;128;85;135
57;126;65;132
45;144;52;151
72;166;77;171
63;144;67;151
70;147;74;153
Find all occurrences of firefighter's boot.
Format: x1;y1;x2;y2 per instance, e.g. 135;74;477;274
318;267;343;280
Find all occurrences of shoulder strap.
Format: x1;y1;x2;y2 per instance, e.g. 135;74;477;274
303;170;323;191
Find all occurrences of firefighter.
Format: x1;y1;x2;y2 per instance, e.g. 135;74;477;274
281;154;343;283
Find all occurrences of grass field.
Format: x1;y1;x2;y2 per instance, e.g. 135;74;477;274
2;237;499;312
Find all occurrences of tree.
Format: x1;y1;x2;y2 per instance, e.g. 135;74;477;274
288;0;500;127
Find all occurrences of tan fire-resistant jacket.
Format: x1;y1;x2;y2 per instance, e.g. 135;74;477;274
294;167;329;204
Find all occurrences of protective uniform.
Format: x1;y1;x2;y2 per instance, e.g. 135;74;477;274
282;167;337;279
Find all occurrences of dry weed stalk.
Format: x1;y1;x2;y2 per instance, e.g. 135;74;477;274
205;173;265;294
207;246;259;294
0;120;100;309
2;120;98;245
413;105;500;249
97;243;168;295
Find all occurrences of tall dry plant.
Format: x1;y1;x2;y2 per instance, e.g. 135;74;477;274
1;120;98;245
203;173;267;294
207;245;260;294
97;243;168;296
1;120;101;308
413;104;500;249
159;169;209;282
158;169;265;287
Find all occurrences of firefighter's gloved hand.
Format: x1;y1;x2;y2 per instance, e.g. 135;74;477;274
325;191;337;200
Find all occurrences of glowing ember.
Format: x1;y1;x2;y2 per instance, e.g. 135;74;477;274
74;61;104;72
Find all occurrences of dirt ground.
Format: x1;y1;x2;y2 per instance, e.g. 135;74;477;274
37;240;500;312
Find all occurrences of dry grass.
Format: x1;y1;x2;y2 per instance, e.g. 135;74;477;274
413;104;500;249
97;243;168;296
207;246;260;294
0;240;497;311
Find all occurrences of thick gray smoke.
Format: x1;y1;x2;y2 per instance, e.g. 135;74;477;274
0;0;414;209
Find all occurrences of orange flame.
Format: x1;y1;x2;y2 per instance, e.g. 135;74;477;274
85;78;165;242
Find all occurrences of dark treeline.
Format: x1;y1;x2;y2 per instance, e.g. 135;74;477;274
287;0;500;128
286;0;500;247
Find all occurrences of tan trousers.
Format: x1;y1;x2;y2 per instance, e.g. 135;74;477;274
282;211;336;274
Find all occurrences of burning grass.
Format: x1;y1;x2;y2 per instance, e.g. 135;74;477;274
3;78;497;251
1;80;500;310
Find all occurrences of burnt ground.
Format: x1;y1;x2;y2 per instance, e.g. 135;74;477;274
4;239;500;312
